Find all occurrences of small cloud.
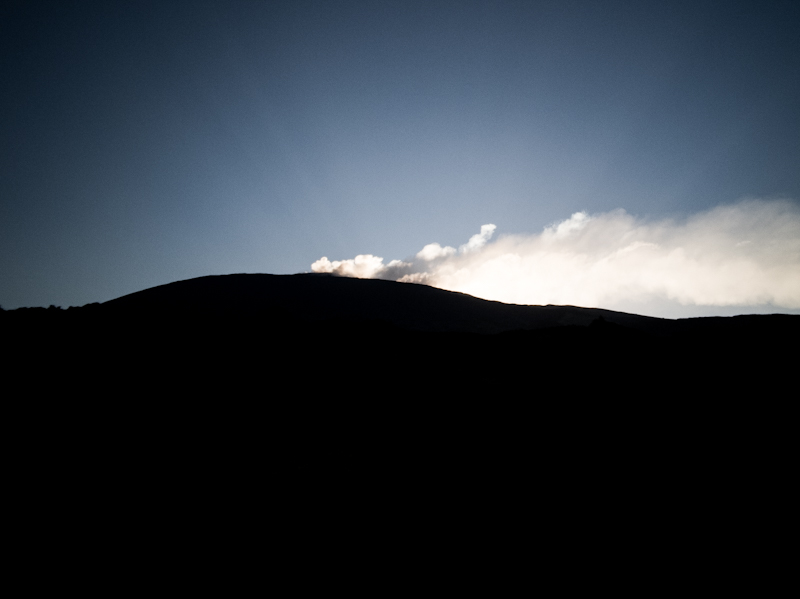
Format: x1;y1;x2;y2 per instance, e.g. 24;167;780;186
417;243;456;261
543;211;590;239
460;223;496;253
310;254;387;278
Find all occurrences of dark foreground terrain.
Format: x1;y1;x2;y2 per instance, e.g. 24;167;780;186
4;272;795;444
4;272;796;394
3;273;794;582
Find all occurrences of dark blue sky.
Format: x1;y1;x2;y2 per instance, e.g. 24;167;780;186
2;0;799;310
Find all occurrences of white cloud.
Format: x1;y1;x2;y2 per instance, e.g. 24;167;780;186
543;211;590;239
310;254;387;278
460;223;496;253
311;200;800;317
416;243;456;261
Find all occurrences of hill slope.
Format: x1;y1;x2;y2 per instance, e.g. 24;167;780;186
3;273;797;398
101;272;671;334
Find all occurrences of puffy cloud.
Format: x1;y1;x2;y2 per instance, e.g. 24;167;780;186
417;243;456;261
460;224;496;253
310;254;387;278
542;211;590;239
311;200;800;317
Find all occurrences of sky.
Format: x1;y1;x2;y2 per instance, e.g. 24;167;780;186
2;0;799;317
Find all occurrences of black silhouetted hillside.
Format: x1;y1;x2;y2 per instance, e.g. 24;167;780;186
4;273;795;553
4;273;797;399
98;272;672;334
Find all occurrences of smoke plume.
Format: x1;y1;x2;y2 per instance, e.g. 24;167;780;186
311;200;800;317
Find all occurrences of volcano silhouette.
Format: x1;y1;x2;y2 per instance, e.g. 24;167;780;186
4;273;795;511
4;273;796;399
100;272;671;334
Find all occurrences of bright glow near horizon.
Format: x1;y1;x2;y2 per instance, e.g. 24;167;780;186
312;199;800;318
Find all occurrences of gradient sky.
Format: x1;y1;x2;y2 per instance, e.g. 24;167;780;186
2;0;799;314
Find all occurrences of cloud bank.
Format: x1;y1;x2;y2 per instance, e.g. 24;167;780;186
311;200;800;317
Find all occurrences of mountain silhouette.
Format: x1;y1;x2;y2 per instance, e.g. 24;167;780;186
91;272;795;335
99;272;672;334
4;272;793;542
5;273;795;397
